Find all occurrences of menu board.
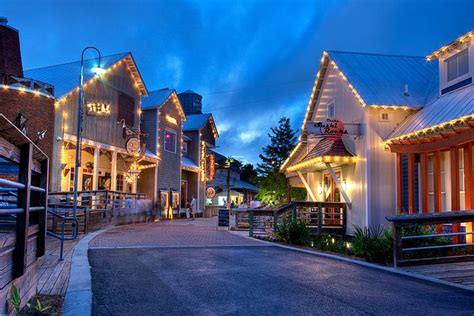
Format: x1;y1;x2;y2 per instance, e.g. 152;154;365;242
218;209;229;227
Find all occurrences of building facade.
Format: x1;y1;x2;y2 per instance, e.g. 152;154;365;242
25;53;158;196
282;31;474;236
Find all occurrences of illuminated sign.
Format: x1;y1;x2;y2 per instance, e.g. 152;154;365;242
126;137;140;155
306;118;347;140
86;102;111;116
165;115;178;125
206;154;216;181
200;141;206;182
206;186;216;198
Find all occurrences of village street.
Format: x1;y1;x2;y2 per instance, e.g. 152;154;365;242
88;219;474;315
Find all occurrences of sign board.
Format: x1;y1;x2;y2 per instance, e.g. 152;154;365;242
126;137;140;155
218;209;230;227
206;186;216;198
306;118;347;139
86;102;111;116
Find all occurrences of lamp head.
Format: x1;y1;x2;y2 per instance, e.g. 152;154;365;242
91;66;106;75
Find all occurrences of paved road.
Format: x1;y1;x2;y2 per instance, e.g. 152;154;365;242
89;220;474;315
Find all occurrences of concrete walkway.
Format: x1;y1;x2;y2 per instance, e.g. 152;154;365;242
87;219;474;315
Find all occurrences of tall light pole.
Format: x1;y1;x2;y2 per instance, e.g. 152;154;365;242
72;47;104;218
224;157;234;209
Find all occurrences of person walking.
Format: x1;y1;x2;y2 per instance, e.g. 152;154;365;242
190;196;197;220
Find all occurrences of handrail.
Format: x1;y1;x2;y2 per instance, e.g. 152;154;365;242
47;210;79;261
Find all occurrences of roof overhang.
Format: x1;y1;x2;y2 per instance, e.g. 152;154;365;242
427;31;473;61
286;155;358;173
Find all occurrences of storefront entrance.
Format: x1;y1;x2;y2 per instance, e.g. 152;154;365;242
323;171;342;225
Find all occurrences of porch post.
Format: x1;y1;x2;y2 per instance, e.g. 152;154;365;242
111;151;117;191
464;143;473;243
408;153;415;214
433;150;442;233
450;147;460;243
297;171;317;202
324;163;352;207
420;153;429;213
396;153;403;214
93;147;100;190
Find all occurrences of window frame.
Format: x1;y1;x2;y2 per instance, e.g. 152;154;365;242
327;101;335;118
446;48;469;83
163;128;177;154
182;141;188;153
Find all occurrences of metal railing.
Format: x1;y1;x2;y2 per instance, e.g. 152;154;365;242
386;210;474;267
47;210;79;261
0;73;54;96
236;201;347;237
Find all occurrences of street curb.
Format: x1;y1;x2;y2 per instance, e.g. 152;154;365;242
62;229;109;316
228;231;474;293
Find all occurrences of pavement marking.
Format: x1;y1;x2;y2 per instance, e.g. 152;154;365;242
228;232;474;293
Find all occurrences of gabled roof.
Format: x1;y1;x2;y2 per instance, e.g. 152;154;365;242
141;88;186;120
142;88;174;109
24;52;148;98
302;138;355;162
328;51;439;108
183;113;219;138
388;84;474;140
427;30;473;60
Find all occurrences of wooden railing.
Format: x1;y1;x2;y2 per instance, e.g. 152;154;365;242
386;211;474;267
235;201;347;237
47;190;150;234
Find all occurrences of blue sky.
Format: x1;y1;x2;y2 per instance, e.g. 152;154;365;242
2;0;473;164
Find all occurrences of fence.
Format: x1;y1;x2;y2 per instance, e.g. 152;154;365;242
386;211;474;267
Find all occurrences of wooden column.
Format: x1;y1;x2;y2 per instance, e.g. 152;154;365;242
111;151;117;191
433;150;442;232
408;153;415;214
450;147;460;243
464;143;473;243
37;159;49;257
14;143;32;278
420;153;429;213
93;147;100;190
396;153;403;214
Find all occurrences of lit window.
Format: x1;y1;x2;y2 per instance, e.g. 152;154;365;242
446;49;469;82
380;112;389;121
164;129;177;153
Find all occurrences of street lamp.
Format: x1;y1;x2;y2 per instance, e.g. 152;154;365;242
72;47;103;218
224;157;235;209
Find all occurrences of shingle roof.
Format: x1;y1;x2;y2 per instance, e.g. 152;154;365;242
141;88;174;110
328;51;439;108
183;113;211;131
303;138;354;162
24;52;144;98
389;84;474;139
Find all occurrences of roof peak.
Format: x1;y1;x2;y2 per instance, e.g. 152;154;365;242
25;52;130;71
327;50;425;59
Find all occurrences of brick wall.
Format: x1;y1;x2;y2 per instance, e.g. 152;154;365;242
0;23;23;77
0;89;55;160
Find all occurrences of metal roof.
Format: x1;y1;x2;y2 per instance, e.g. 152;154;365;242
181;156;199;171
389;84;474;139
328;51;439;107
303;138;355;162
183;113;211;131
141;88;175;110
24;52;147;98
232;179;259;192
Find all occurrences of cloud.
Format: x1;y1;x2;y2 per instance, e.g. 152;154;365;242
164;55;183;87
239;130;261;144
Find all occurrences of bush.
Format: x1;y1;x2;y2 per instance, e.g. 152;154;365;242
311;234;348;253
276;218;310;245
402;225;451;260
352;225;392;265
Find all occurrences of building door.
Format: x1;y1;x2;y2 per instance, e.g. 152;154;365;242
323;171;341;225
181;180;188;208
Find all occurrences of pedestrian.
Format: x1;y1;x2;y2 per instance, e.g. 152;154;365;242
185;199;191;219
190;195;197;220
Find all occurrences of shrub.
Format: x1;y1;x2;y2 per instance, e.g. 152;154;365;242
402;225;451;259
276;218;310;245
352;225;392;265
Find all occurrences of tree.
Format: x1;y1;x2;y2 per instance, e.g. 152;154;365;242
240;163;258;185
256;117;304;204
257;117;297;176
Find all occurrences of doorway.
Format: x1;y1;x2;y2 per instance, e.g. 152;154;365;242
323;170;342;225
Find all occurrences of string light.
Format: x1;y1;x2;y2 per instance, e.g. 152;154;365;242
427;31;473;61
287;155;358;172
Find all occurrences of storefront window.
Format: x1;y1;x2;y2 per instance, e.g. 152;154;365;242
117;174;124;192
428;154;434;212
164;129;177;153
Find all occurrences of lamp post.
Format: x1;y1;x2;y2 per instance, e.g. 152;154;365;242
72;47;104;218
224;157;235;209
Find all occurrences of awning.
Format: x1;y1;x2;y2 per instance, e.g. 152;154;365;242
181;156;199;172
287;137;357;173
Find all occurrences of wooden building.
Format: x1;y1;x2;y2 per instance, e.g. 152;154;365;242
282;31;474;235
24;53;158;198
179;90;219;214
141;88;186;217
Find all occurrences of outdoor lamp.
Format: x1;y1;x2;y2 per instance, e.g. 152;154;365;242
91;66;106;75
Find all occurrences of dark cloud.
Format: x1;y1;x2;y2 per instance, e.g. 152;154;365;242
3;0;473;164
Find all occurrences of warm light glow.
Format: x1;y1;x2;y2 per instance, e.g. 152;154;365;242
91;66;106;75
165;115;178;125
287;155;358;172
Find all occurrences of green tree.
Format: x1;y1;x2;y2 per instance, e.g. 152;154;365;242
257;117;297;177
256;117;304;204
240;163;258;185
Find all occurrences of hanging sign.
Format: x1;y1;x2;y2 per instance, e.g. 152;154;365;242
306;118;347;140
86;102;111;116
206;186;216;198
206;154;216;181
126;137;140;155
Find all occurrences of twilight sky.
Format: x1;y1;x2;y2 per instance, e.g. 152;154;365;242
2;0;473;164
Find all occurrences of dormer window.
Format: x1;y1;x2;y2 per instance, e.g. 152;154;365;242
446;48;469;82
327;102;335;118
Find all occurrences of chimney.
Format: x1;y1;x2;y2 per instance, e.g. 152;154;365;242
404;84;410;96
0;17;23;77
